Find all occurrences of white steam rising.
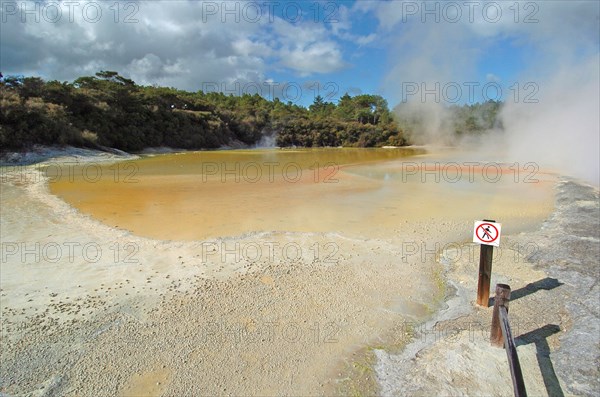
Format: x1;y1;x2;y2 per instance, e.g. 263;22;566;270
502;54;600;185
377;1;599;185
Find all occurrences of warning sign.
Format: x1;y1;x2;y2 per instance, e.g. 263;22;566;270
473;220;501;247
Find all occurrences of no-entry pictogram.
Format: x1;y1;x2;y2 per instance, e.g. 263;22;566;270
473;220;502;247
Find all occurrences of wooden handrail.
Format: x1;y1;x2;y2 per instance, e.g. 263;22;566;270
490;284;527;397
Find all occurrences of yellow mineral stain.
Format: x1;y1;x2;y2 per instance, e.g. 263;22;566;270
260;275;274;285
119;368;171;397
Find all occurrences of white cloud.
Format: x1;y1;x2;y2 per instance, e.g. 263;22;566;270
351;1;401;31
486;73;500;83
264;17;347;75
1;0;349;89
328;3;379;47
280;41;345;75
355;33;377;46
128;54;165;81
231;38;273;58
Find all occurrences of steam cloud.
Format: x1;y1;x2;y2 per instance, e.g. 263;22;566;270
501;54;599;185
377;1;599;185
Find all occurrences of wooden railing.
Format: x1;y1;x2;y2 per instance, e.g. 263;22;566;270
490;284;527;397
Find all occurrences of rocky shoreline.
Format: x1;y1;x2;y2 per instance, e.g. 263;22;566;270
0;145;137;166
375;178;599;396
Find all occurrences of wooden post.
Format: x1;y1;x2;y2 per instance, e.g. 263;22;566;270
476;219;495;306
491;284;511;347
476;244;494;306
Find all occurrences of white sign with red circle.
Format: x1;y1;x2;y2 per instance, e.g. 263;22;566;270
473;221;502;247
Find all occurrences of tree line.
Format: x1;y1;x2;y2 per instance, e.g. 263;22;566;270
0;71;501;152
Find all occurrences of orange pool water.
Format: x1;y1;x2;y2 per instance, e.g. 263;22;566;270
48;148;556;241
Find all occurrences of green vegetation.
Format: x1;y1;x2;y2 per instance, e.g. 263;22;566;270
393;100;503;145
450;101;503;135
0;72;501;152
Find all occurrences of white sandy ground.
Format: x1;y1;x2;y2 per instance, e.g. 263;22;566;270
0;153;453;396
0;147;597;396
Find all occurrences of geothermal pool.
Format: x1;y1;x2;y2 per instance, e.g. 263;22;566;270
48;148;556;241
1;146;565;396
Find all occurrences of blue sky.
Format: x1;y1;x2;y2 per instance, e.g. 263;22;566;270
1;1;598;108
